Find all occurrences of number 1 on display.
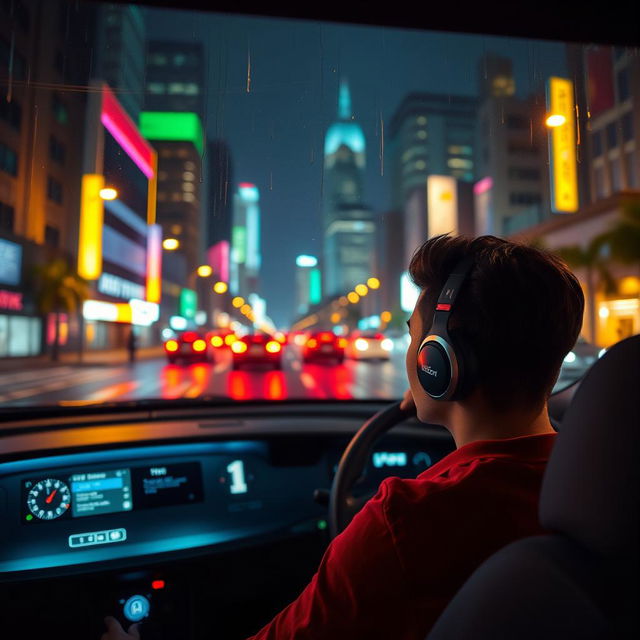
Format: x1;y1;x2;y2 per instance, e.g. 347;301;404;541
227;460;248;495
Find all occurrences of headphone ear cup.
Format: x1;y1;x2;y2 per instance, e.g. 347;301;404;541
417;340;452;399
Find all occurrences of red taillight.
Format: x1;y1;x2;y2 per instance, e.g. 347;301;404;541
320;332;333;342
165;340;179;352
338;338;347;348
374;333;384;340
182;331;199;343
307;338;318;349
192;339;207;352
265;340;281;353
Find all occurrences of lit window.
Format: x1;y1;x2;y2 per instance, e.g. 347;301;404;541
183;171;195;181
448;145;473;156
184;161;196;170
182;83;200;95
147;82;165;94
174;53;187;66
168;83;186;94
183;192;195;202
417;130;427;140
415;160;426;170
448;158;473;169
182;182;195;192
416;116;427;125
171;193;181;202
171;224;182;234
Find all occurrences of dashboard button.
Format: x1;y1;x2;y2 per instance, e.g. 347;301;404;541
123;595;150;623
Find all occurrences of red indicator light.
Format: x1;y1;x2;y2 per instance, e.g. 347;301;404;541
436;303;451;311
151;580;165;590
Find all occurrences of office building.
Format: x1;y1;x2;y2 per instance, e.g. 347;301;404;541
230;183;261;299
294;255;321;316
145;41;205;119
474;54;550;236
388;93;478;213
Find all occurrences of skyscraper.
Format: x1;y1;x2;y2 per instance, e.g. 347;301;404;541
474;53;550;236
323;80;375;297
94;4;146;122
230;183;261;299
206;139;233;248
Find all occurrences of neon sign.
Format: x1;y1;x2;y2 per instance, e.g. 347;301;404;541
0;290;23;311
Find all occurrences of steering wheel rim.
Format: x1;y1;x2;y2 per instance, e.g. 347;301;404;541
329;400;415;539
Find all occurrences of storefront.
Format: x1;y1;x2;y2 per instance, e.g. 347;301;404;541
0;236;43;358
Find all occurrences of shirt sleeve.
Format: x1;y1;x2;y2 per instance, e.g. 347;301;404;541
246;478;409;640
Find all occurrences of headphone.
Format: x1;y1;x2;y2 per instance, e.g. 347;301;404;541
416;255;476;401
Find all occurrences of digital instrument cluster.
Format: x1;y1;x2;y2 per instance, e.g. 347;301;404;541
22;463;204;523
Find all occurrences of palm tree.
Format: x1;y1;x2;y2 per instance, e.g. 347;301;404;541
555;236;617;344
32;259;90;361
601;198;640;269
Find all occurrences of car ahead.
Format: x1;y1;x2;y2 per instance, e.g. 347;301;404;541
560;336;606;379
163;331;210;364
345;331;394;361
230;333;283;370
302;331;347;364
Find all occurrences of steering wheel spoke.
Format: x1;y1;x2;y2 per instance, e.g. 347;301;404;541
329;401;415;538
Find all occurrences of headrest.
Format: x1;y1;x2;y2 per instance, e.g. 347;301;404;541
540;335;640;563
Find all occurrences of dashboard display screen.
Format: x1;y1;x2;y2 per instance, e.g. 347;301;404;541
132;463;204;509
70;469;132;518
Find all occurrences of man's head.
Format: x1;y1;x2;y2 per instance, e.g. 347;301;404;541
406;234;584;425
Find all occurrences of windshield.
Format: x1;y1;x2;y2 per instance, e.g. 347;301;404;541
0;2;638;407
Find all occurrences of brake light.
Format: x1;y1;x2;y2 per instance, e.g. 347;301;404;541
211;336;224;347
375;333;385;340
320;332;333;342
307;338;318;349
338;338;347;348
192;339;207;352
231;341;248;354
182;331;199;343
265;340;281;353
165;340;179;352
224;334;237;345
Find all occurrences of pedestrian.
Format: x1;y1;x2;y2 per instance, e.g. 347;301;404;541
126;328;137;364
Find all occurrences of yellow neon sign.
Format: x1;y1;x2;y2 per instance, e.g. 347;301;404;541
548;77;578;213
78;174;105;280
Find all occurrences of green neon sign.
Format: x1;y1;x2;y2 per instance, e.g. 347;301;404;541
232;226;246;264
310;268;321;304
180;288;197;319
139;112;203;155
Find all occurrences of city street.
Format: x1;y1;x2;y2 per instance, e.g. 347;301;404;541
0;347;410;408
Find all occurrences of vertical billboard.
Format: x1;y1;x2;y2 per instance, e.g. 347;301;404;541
547;77;579;213
427;175;458;238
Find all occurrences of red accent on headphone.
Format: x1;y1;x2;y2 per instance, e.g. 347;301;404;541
436;303;452;311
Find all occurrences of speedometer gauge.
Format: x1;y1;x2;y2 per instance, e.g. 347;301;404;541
27;479;71;520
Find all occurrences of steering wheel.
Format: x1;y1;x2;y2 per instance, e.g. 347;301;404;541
329;400;415;539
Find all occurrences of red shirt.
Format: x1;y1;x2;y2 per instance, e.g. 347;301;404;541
248;433;556;640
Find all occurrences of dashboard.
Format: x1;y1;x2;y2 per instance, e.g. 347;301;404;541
0;405;455;582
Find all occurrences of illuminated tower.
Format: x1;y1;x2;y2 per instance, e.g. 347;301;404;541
230;183;260;299
322;79;375;297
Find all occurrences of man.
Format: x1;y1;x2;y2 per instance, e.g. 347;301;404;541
102;234;585;640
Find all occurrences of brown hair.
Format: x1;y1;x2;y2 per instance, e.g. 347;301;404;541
409;234;584;412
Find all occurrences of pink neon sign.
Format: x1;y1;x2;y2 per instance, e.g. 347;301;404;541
207;240;230;283
473;177;493;196
0;290;23;311
101;85;155;179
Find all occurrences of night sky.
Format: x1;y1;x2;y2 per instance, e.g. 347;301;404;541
145;7;568;327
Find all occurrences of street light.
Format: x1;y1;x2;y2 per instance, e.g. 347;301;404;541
355;283;368;296
367;277;381;289
545;114;566;128
99;187;118;201
347;291;360;304
197;265;213;277
163;238;179;250
232;296;244;308
213;281;228;294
